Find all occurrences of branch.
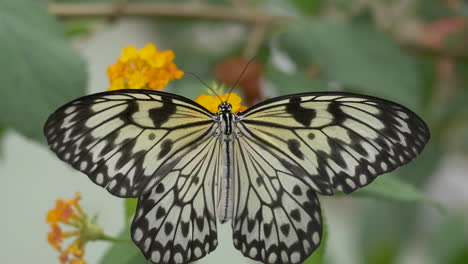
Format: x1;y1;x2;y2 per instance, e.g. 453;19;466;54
48;2;292;25
48;2;468;59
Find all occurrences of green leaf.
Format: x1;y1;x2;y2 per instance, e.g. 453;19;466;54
168;78;208;100
278;20;423;110
352;175;444;212
0;124;5;157
290;0;324;16
99;228;148;264
303;214;328;264
265;64;327;95
357;143;444;264
0;0;65;37
64;19;98;38
364;240;398;264
431;213;468;264
125;198;138;223
0;0;87;143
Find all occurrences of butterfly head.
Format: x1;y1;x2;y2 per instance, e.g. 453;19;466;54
218;102;232;113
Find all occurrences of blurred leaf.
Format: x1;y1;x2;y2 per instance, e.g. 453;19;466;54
265;64;327;95
279;20;423;110
431;213;468;264
169;78;208;100
1;0;64;36
357;142;444;264
0;124;5;157
304;214;328;264
352;7;374;24
64;19;97;38
154;19;245;75
290;0;324;16
100;228;148;264
364;240;398;264
418;0;457;20
352;175;444;212
0;0;87;143
125;198;138;223
418;55;437;109
334;0;358;9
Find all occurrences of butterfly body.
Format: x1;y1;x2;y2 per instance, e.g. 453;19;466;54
45;89;429;264
215;102;237;222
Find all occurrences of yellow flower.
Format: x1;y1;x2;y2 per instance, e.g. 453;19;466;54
46;193;102;264
127;71;147;89
108;78;126;91
107;43;184;91
119;45;137;62
195;93;247;113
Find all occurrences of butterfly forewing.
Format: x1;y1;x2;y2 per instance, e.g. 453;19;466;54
239;92;430;194
44;90;215;197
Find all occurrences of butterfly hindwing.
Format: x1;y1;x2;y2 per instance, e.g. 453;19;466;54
131;136;221;264
232;135;322;264
239;92;430;194
44;90;215;197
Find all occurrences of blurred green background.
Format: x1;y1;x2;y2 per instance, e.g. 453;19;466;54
1;0;467;264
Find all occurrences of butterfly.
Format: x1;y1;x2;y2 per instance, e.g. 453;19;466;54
44;89;429;264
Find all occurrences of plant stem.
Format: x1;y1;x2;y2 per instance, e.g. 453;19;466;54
100;234;132;243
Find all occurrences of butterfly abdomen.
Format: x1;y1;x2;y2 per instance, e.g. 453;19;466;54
218;116;235;222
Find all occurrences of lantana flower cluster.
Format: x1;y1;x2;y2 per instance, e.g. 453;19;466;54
107;43;184;91
46;193;103;264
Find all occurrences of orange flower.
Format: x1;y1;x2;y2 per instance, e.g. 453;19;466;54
107;43;184;91
46;193;102;264
48;223;63;250
47;193;82;224
195;93;248;113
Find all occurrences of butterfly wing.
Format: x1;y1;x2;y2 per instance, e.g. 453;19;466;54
131;136;221;264
44;89;216;197
232;135;323;264
232;92;429;264
238;92;430;194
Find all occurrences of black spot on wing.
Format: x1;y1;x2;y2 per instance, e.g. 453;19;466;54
292;185;302;196
156;207;166;219
149;97;176;128
286;97;316;127
181;221;190;237
164;222;173;235
327;101;346;125
280;224;290;236
287;139;304;160
157;139;173;160
155;183;165;194
263;223;273;238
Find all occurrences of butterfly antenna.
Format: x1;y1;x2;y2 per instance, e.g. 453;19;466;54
225;56;256;103
186;71;223;103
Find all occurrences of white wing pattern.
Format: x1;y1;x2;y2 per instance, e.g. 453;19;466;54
131;136;221;263
44;89;430;264
239;92;430;195
44;90;216;197
232;134;323;264
230;92;429;264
